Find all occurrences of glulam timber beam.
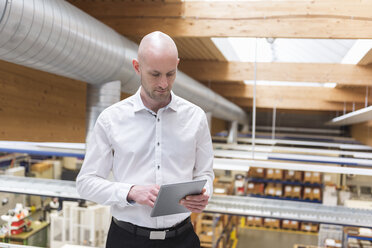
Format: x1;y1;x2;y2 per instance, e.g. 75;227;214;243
69;0;372;38
179;61;372;86
211;84;369;103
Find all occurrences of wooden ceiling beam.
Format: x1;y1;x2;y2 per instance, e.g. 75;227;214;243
69;0;372;38
179;61;372;86
358;49;372;66
211;84;367;103
100;18;372;39
232;98;364;111
68;1;372;19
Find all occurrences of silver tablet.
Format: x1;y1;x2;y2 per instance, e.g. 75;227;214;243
150;179;207;217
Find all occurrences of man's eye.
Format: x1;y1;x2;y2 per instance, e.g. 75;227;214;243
152;74;160;77
167;73;175;77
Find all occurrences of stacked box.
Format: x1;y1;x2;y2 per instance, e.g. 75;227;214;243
264;218;280;229
284;185;293;198
265;183;276;196
292;186;302;198
312;187;321;201
213;183;231;195
253;217;263;227
301;222;319;232
283;220;300;230
246;182;265;195
303;187;312;200
248;168;265;178
273;169;283;180
290;221;300;230
246;216;255;226
311;172;322;184
282;220;291;229
266;169;275;180
275;184;283;197
304;172;312;183
284;170;303;182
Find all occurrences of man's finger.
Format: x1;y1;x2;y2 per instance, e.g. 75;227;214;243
182;201;207;209
185;194;209;202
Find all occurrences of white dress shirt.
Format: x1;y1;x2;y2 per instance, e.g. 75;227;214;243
76;87;214;229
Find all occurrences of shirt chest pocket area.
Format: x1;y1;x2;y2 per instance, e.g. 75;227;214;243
166;135;196;164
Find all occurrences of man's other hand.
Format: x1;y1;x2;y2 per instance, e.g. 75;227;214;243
179;188;209;213
127;185;160;207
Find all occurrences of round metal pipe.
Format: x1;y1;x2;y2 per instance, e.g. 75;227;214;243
0;0;248;125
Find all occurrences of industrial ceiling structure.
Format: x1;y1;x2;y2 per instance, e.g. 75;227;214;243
67;0;372;117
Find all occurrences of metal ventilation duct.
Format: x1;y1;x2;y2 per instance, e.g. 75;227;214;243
0;0;248;125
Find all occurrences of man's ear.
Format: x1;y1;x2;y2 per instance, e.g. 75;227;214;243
132;59;140;75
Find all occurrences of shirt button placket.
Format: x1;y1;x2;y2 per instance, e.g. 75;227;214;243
155;111;162;187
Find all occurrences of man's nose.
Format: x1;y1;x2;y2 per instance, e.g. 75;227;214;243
159;76;168;88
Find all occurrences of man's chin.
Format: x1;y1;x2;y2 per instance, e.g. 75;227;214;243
153;92;170;101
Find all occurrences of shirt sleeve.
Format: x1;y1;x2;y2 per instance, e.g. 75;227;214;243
76;112;134;207
193;111;215;198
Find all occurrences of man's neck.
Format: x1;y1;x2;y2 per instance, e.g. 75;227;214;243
140;90;171;113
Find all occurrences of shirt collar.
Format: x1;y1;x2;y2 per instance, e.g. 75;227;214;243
133;87;178;113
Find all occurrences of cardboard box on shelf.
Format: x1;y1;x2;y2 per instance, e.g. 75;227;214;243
304;172;312;183
264;218;280;229
303;187;312;200
292;186;302;199
254;217;263;227
246;182;265;195
31;161;53;179
282;220;291;229
263;218;272;228
312;187;321;201
266;169;275;180
300;222;319;232
213;177;234;195
290;221;300;230
311;172;322;184
274;169;283;180
246;216;255;226
275;184;283;197
248;167;265;178
213;183;231;196
265;183;276;196
284;170;303;181
282;220;299;230
284;185;293;198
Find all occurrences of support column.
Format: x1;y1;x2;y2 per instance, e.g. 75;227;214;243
227;121;238;144
86;81;121;143
206;112;212;132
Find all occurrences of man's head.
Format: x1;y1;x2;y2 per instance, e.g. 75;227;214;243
133;31;179;105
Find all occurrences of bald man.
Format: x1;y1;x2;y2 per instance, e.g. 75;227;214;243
77;31;214;247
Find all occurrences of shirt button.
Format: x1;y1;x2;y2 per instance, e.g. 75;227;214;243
157;142;160;146
157;118;160;122
157;165;160;170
